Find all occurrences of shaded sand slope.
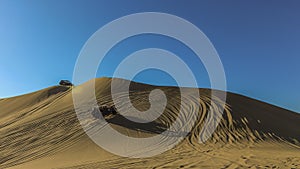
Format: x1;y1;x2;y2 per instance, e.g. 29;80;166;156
1;78;299;169
226;93;300;144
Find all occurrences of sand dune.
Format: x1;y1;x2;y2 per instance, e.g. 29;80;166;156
1;78;299;169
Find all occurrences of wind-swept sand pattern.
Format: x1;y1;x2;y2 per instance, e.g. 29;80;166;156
1;78;299;169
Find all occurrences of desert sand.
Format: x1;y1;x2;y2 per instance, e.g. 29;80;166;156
1;77;299;169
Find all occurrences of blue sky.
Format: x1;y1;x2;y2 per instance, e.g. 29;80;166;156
0;1;299;113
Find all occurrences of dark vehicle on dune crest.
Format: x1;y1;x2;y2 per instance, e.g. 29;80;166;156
59;80;73;86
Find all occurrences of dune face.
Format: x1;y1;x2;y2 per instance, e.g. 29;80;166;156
1;78;299;169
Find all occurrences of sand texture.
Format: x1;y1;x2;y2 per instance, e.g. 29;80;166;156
1;78;299;169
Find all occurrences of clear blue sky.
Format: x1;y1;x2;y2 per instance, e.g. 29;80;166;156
0;1;299;113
